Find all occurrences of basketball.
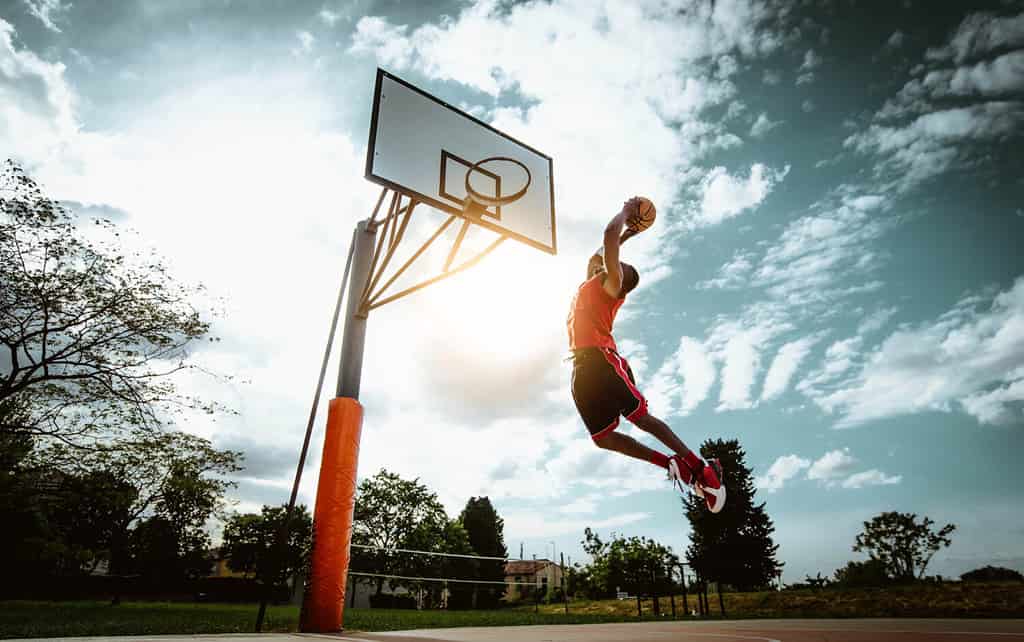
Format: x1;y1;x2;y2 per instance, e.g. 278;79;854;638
627;196;657;232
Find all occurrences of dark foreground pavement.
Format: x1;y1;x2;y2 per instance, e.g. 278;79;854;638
11;619;1024;642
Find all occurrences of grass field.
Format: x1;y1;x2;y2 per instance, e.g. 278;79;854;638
0;601;627;639
532;582;1024;619
2;583;1021;639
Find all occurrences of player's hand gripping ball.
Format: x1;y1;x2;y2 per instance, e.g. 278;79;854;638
626;196;657;233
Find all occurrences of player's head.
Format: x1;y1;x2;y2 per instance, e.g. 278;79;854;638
620;262;640;297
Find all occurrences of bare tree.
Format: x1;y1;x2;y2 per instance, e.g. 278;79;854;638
1;161;231;446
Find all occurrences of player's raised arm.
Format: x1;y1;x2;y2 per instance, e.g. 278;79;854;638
601;198;639;297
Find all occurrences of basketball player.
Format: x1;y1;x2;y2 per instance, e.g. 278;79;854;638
567;197;726;513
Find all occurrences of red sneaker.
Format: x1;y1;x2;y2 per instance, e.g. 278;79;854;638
697;458;726;513
667;455;696;496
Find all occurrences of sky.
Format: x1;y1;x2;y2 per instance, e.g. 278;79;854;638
3;0;1023;583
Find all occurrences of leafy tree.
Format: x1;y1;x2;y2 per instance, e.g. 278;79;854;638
350;469;450;596
685;439;782;591
33;431;241;574
833;558;890;587
0;161;230;447
0;397;45;577
459;496;508;607
853;511;955;580
1;395;139;577
579;528;678;599
126;516;206;581
407;518;475;609
961;566;1024;583
221;504;312;589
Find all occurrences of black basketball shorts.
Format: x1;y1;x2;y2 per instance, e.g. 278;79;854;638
570;347;649;441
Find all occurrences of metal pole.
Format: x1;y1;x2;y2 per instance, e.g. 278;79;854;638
301;220;378;633
338;219;377;398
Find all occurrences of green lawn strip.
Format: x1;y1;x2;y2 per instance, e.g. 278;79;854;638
0;602;630;639
0;601;298;639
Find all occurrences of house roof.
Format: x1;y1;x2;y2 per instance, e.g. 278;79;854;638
504;559;553;575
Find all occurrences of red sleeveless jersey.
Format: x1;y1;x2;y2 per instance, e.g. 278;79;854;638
567;274;625;351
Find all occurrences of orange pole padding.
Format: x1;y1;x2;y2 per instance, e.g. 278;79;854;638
300;397;363;633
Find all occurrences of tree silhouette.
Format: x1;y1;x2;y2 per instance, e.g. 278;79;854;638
684;438;782;591
853;511;955;580
459;496;508;608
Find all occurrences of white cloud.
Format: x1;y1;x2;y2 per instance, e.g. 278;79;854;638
926;11;1024;64
946;51;1024;96
319;8;344;26
349;16;413;68
849;102;1024;189
761;336;820;401
813;277;1024;428
762;69;781;85
885;30;905;51
857;307;899;335
807;448;858;483
293;30;315;55
799;49;821;71
0;19;78;162
795;48;819;85
22;0;70;33
749;112;783;138
710;315;789;411
648;337;717;417
756;454;810;493
558;494;601;515
796;72;815;86
752;191;889;306
959;376;1024;425
841;469;902;489
504;509;650;539
801;99;815;112
696;163;790;226
698;251;755;289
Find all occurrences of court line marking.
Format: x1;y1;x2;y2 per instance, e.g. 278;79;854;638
723;627;1024;637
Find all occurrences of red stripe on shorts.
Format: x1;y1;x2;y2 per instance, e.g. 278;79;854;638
602;348;648;421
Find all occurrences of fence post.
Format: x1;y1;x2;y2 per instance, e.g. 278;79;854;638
636;595;642;618
680;566;688;616
561;552;568;615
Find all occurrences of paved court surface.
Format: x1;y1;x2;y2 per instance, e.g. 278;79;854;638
11;619;1024;642
347;619;1024;642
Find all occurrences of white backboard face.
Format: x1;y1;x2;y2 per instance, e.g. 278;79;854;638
366;69;557;255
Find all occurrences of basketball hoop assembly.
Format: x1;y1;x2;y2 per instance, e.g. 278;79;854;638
266;69;557;634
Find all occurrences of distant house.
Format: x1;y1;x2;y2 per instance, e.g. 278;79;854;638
503;558;563;602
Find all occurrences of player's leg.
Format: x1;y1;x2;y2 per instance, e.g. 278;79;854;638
631;413;703;475
608;353;727;513
631;411;725;511
592;430;670;469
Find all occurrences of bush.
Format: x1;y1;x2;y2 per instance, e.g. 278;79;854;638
833;559;890;587
369;593;417;609
962;566;1024;583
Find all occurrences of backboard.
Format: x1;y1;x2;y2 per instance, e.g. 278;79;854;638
365;69;557;255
